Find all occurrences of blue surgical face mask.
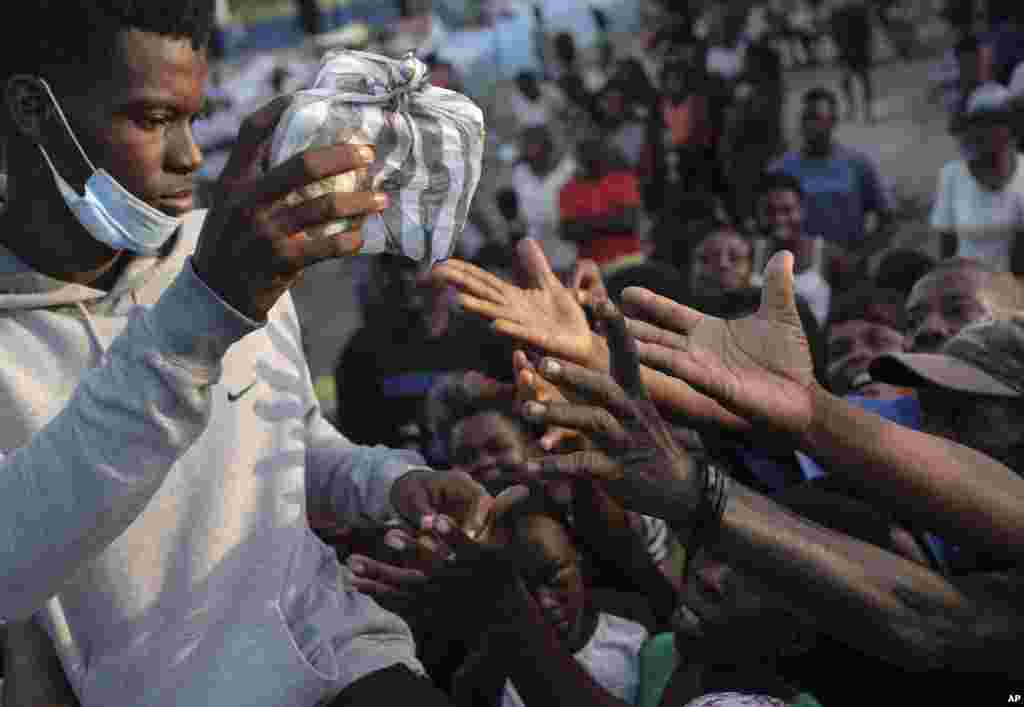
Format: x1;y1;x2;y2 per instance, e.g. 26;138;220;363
35;78;182;255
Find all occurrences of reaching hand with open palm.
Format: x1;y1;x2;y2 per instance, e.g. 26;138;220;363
432;239;606;370
621;251;820;439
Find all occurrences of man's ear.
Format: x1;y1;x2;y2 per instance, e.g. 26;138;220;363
5;75;51;141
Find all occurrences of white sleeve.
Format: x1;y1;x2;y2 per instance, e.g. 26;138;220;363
0;262;257;621
305;411;428;526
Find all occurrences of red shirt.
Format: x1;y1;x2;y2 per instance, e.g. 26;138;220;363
559;170;643;266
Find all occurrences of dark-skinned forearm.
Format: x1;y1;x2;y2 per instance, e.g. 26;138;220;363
802;387;1024;559
703;476;982;670
572;483;679;626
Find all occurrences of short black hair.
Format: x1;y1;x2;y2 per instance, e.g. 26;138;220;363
873;249;937;297
553;32;578;65
802;86;839;118
4;1;213;89
424;372;540;464
495;187;520;221
826;285;907;333
754;171;804;200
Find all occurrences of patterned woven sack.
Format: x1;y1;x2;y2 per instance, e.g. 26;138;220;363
269;50;485;265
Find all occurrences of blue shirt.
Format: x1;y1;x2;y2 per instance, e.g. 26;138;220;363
770;144;893;246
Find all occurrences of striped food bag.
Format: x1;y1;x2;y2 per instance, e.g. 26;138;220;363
268;50;485;265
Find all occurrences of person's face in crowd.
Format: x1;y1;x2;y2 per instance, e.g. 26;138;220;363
800;98;836;155
960;118;1013;162
826;319;906;395
449;411;531;484
516;73;542;102
905;267;993;353
918;389;1024;471
517;515;588;645
690;229;753;296
601;89;627;121
43;29;208;217
758;188;804;243
576;140;608;179
677;548;811;662
521;129;554;171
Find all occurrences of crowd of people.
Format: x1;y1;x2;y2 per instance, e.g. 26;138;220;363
1;0;1024;706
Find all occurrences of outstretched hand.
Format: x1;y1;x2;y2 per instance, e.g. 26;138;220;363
513;350;588;454
433;239;747;431
621;251;820;439
390;470;528;546
194;96;388;321
432;239;606;370
520;301;701;525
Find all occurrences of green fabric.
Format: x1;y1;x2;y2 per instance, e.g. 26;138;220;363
789;692;823;707
637;633;678;707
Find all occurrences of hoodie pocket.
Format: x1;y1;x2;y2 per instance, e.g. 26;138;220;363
78;601;341;706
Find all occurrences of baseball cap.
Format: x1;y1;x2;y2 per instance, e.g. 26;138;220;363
869;316;1024;397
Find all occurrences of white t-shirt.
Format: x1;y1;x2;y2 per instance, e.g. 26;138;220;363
502;612;648;707
512;156;579;271
793;236;831;328
794;268;831;328
930;156;1024;272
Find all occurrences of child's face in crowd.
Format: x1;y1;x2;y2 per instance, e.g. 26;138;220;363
449;412;530;484
905;268;993;353
517;515;587;644
826;319;906;395
690;230;753;296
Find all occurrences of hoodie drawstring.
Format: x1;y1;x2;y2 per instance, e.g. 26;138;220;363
76;302;108;368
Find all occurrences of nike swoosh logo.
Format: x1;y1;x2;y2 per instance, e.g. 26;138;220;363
227;380;258;402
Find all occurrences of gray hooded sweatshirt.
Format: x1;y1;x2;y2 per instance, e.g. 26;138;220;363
0;210;423;705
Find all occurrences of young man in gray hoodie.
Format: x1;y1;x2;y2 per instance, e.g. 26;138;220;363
0;2;501;705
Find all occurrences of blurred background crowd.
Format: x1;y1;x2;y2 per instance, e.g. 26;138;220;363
5;0;1024;703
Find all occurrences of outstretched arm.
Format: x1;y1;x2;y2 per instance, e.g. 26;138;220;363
620;255;1024;559
523;303;1024;672
431;239;748;431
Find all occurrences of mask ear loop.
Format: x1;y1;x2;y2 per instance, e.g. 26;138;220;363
34;77;99;181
